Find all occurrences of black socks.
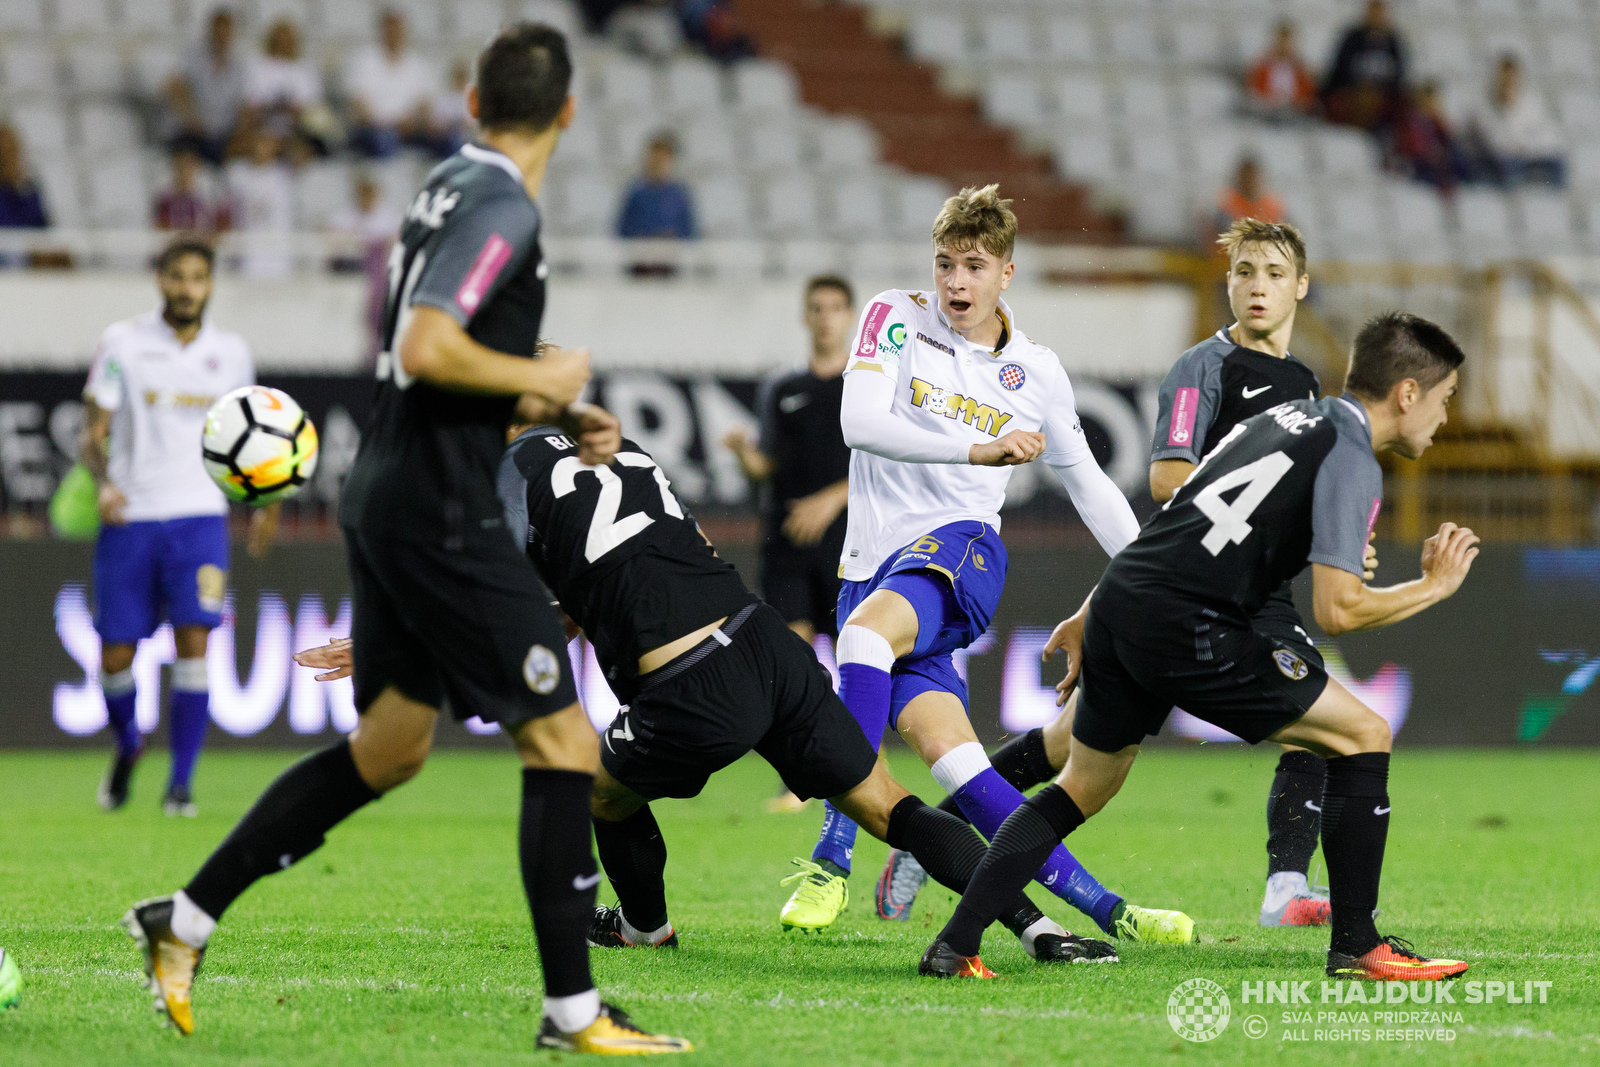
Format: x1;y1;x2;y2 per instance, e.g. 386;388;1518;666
593;804;670;933
938;784;1086;958
1320;752;1391;957
884;796;1047;939
520;768;599;1000
1267;750;1328;877
185;740;379;921
935;728;1055;825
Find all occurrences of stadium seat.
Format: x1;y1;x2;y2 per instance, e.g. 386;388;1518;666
758;174;824;239
369;155;426;217
1385;181;1454;261
1516;190;1579;254
553;116;604;170
677;116;739;178
1557;88;1600;135
1169;17;1229;68
907;11;971;64
1325;187;1391;261
891;175;952;240
53;0;116;35
292;159;354;230
1190;123;1244;184
662;57;726;119
385;0;446;42
453;0;508;43
120;0;183;36
1569;141;1600;193
824;175;890;240
1126;128;1185;176
1;41;62;99
1247;128;1313;183
1054;73;1111;127
65;41;126;100
738;116;803;177
0;0;45;36
1117;76;1176;125
809;117;878;176
1538;34;1598;84
1413;28;1478;81
78;104;141;154
731;59;800;118
548;167;619;237
1456;188;1515;252
510;0;584;43
603;108;661;175
1316;127;1381;181
984;72;1048;129
1180;74;1236;123
980;13;1036;63
1107;18;1163;66
132;42;180;97
1052;128;1119;182
255;0;314;32
10;102;72;160
594;55;658;111
1040;15;1099;65
35;157;84;226
691;174;755;239
85;154;150;228
1127;178;1195;244
319;0;377;40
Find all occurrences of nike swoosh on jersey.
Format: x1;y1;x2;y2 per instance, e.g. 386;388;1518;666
779;394;811;413
1242;384;1272;398
573;872;603;890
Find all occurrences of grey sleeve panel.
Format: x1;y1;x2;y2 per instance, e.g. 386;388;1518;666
1307;427;1383;576
496;444;532;554
410;194;540;326
754;370;786;454
1150;340;1225;463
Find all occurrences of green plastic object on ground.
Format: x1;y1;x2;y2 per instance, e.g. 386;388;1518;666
49;463;100;541
0;946;20;1009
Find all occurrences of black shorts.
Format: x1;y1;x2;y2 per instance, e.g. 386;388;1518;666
599;603;877;802
1072;609;1329;753
761;539;843;637
343;526;578;730
1252;585;1323;669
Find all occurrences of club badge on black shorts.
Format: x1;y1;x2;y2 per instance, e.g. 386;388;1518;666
1272;648;1309;681
523;644;561;694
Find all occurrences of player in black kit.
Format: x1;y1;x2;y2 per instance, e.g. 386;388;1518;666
943;220;1364;929
493;425;1114;966
119;24;688;1055
922;313;1481;983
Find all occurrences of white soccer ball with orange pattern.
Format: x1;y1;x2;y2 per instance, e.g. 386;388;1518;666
201;386;319;505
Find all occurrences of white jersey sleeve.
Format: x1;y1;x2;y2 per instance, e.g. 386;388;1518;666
841;291;970;464
84;325;131;410
1040;365;1140;557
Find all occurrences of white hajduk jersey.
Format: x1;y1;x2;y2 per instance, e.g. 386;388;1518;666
838;289;1102;581
84;310;255;522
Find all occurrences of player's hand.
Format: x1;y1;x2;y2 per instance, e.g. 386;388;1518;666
246;502;279;559
1363;532;1379;582
782;490;844;547
293;637;353;681
1420;522;1479;599
97;482;127;525
562;402;622;466
1041;611;1087;706
533;345;592;408
968;430;1046;467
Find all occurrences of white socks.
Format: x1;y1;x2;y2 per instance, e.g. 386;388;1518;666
101;668;135;696
836;624;894;671
1262;870;1312;910
544;988;602;1033
1020;915;1069;958
929;741;990;794
620;913;673;947
170;890;216;949
172;657;209;692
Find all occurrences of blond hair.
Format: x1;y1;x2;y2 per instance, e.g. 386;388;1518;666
1216;218;1307;276
932;184;1018;262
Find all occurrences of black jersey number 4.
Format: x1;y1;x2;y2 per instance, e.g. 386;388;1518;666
552;449;684;563
1168;422;1295;557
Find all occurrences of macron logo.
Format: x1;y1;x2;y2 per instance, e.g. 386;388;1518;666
455;233;513;315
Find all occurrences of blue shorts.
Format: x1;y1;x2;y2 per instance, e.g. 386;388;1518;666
836;520;1008;727
93;516;230;644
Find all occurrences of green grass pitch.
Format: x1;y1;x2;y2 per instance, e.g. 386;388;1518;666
2;747;1597;1065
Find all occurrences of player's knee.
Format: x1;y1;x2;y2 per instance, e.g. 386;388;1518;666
1352;711;1392;754
101;644;136;675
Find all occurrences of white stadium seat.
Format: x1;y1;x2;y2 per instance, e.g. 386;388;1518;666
1040;15;1098;65
1569;141;1600;192
1128;178;1195;243
53;0;116;35
78;104;141;153
1169;18;1229;68
984;73;1048;129
891;175;952;240
510;0;583;42
1052;128;1119;181
1247;128;1313;182
980;14;1035;63
1557;88;1600;135
1516;190;1579;253
758;173;824;238
1180;75;1236;122
1385;181;1454;260
739;118;804;176
692;174;755;239
908;12;970;64
1456;188;1515;250
602;108;662;172
85;154;150;228
731;60;800;117
552;117;604;170
1107;19;1163;65
809;117;877;175
1190;123;1245;183
453;0;509;43
662;57;725;118
121;0;183;35
824;175;889;240
1540;35;1598;84
293;159;354;230
677;116;739;177
1;42;61;99
1126;128;1185;176
65;41;126;100
0;0;45;35
320;0;377;40
1117;76;1175;125
1325;187;1390;259
35;157;84;226
1316;128;1381;181
548;166;619;237
1054;73;1111;127
10;102;72;159
385;0;446;42
595;55;657;111
133;43;181;96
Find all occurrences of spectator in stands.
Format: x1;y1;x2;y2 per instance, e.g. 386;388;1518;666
430;58;474;158
1392;81;1472;194
344;9;443;159
226;127;294;276
1245;21;1317;120
164;7;246;165
617;134;696;239
1468;54;1565;189
243;18;333;153
679;0;756;63
154;148;232;232
1211;155;1286;236
611;0;684;60
1322;0;1407;131
0;124;48;229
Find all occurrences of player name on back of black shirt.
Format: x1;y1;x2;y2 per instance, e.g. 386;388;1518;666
500;428;754;702
342;144;550;545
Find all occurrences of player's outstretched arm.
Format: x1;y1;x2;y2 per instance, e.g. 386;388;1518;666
294;637;353;681
1148;459;1195;503
79;399;127;524
1040;588;1097;706
839;369;974;464
1311;522;1478;635
399;306;591;404
1040;372;1139;555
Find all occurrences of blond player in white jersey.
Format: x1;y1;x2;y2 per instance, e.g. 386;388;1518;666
780;187;1196;951
82;236;276;817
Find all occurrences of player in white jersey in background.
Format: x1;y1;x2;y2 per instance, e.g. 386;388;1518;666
779;186;1194;953
82;236;276;816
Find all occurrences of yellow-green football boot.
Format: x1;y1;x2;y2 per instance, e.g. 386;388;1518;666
1112;902;1196;944
779;858;848;932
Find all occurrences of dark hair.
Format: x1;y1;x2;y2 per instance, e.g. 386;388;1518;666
1344;312;1464;401
805;274;853;306
476;22;573;133
156;234;215;273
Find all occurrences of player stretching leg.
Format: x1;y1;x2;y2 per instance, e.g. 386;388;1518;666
780;186;1192;947
82;237;276;816
885;221;1343;928
924;314;1477;981
725;275;856;815
120;25;686;1053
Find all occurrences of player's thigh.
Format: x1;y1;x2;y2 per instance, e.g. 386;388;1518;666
828;756;910;841
894;688;979;767
1269;675;1392;757
92;521;162;646
1040;689;1077;769
1069;616;1173;754
590;760;647;822
159;515;229;630
1150;626;1330;747
344;530;446;714
349;685;441;792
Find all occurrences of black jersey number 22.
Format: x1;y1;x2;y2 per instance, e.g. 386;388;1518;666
552;452;684;563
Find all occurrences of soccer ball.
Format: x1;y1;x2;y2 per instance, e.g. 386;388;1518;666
0;946;20;1009
201;386;320;505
